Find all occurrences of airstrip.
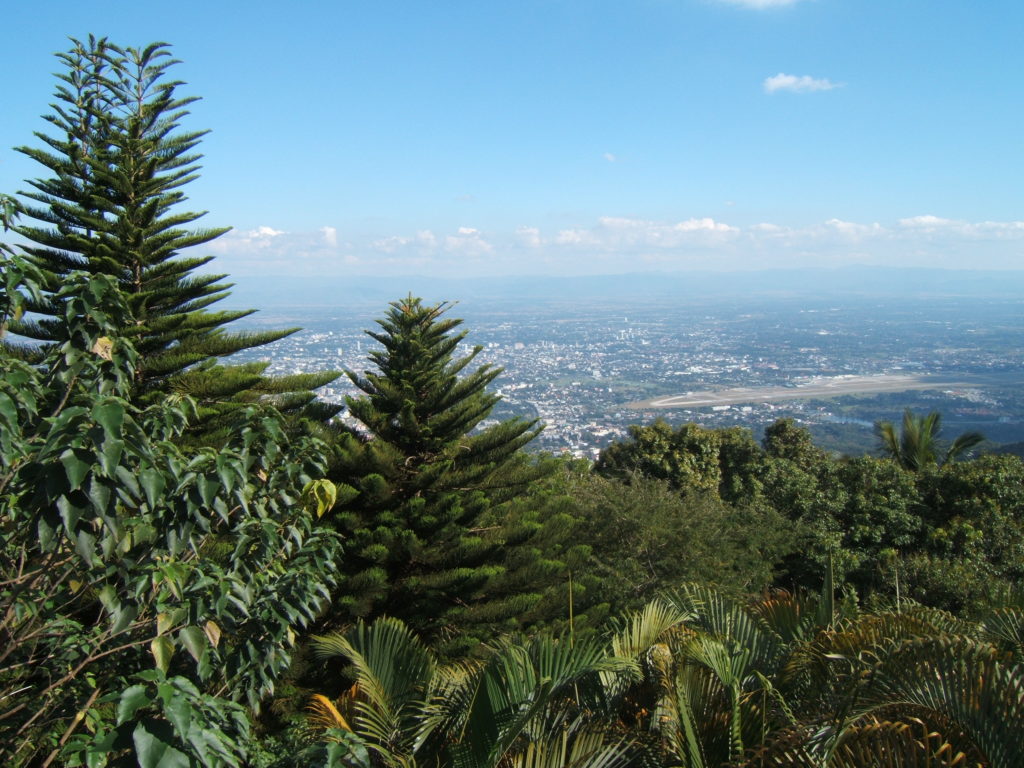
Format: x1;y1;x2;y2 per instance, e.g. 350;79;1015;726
626;374;978;410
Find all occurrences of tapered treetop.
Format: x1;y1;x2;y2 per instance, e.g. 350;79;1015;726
8;37;339;428
327;297;548;652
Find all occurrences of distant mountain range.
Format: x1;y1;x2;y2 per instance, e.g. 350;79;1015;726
215;266;1024;310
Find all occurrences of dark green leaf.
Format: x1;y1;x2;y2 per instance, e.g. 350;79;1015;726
57;495;86;535
111;604;138;635
178;626;208;663
98;437;125;476
117;684;151;725
133;719;190;768
87;477;112;515
0;391;17;428
76;529;96;563
140;468;166;509
60;447;91;490
92;400;125;437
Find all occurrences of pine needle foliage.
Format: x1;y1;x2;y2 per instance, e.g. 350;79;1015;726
8;36;339;432
326;297;549;653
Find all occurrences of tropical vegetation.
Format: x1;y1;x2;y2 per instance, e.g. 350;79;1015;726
876;408;985;471
7;36;340;439
2;36;1022;768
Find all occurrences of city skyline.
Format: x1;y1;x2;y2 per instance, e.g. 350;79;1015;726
1;0;1021;278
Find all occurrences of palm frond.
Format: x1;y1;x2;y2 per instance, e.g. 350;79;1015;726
981;608;1024;657
307;693;353;732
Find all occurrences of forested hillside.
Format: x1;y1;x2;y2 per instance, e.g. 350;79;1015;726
2;37;1022;768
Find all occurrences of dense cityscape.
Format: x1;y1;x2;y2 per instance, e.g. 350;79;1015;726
236;294;1024;457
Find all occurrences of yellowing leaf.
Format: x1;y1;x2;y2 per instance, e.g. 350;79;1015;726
150;636;173;673
300;478;338;518
204;620;222;648
91;336;114;361
156;613;173;636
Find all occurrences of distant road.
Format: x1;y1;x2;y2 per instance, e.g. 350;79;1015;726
626;374;982;410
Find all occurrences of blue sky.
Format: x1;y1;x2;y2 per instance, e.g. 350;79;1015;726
1;0;1021;277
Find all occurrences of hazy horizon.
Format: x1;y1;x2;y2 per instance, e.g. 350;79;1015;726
214;265;1024;311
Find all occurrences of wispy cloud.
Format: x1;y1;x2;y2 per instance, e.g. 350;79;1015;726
250;226;284;238
898;215;1024;237
554;216;738;251
764;73;841;93
603;152;617;163
370;230;437;254
517;226;542;248
445;226;493;256
898;215;955;229
204;214;1024;277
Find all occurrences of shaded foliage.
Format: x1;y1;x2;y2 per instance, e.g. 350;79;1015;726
323;297;551;654
0;256;342;766
595;417;1024;616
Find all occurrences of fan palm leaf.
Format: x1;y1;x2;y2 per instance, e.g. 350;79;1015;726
860;636;1024;768
615;588;800;767
508;728;642;768
311;617;438;766
981;607;1024;656
433;634;636;768
737;717;978;767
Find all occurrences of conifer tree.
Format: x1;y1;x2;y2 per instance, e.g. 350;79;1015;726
8;37;339;427
326;297;551;653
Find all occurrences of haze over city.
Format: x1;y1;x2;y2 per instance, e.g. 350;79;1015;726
2;0;1021;284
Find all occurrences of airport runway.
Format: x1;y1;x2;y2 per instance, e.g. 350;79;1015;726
626;374;978;410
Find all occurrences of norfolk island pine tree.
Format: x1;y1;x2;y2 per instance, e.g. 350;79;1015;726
5;37;341;437
322;297;565;656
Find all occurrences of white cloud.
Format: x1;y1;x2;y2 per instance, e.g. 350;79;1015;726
371;235;413;253
824;218;883;237
370;230;438;254
764;73;840;93
201;214;1024;277
210;224;287;253
445;226;493;256
672;217;736;233
897;215;1024;238
555;229;591;246
590;216;738;246
249;225;284;238
416;230;438;248
898;215;955;228
603;152;617;163
973;221;1024;236
518;226;542;248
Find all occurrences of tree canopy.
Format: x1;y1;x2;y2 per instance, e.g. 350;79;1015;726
8;37;339;436
323;297;551;653
876;408;985;471
0;254;342;766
